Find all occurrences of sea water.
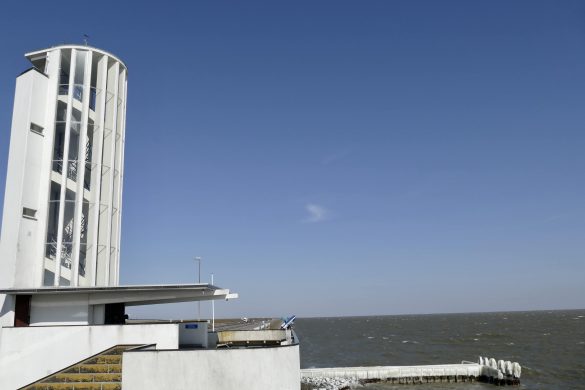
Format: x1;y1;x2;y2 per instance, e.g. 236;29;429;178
295;310;585;390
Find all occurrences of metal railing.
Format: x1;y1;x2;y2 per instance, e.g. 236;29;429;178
51;158;92;191
45;238;87;276
45;212;88;276
59;84;98;111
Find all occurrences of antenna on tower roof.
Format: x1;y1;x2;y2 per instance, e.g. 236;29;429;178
83;34;90;46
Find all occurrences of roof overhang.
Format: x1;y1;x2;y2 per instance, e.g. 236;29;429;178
0;284;238;306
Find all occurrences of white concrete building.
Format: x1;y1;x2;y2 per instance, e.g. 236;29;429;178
0;45;300;390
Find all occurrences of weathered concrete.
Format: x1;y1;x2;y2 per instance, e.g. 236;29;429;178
122;344;300;390
217;329;291;345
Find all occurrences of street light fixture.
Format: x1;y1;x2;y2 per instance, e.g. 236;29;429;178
211;273;215;332
195;256;202;320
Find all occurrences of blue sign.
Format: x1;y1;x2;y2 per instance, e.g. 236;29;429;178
185;324;198;329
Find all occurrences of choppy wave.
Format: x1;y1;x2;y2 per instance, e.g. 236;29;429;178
295;309;585;390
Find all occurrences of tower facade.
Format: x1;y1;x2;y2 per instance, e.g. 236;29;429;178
0;45;127;288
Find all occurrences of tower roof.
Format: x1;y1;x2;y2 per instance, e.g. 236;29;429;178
25;44;128;71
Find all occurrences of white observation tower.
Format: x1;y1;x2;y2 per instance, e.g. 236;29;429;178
0;45;127;288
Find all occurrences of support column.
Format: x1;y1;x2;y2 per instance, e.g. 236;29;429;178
111;69;126;285
39;49;61;286
103;62;119;286
89;56;108;286
71;50;92;286
115;76;128;285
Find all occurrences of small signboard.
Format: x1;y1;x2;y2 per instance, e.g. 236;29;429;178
185;324;198;329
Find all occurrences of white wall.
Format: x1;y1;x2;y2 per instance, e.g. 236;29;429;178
30;294;89;325
18;70;50;288
0;295;14;328
0;323;179;389
0;70;49;293
0;69;51;328
122;345;300;390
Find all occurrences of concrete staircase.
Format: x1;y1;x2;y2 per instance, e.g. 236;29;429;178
20;345;141;390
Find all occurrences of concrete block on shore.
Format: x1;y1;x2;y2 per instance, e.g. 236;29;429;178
301;357;521;389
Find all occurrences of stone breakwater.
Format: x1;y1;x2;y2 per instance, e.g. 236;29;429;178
301;376;357;390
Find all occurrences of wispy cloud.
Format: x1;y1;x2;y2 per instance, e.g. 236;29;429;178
303;203;328;223
321;149;351;165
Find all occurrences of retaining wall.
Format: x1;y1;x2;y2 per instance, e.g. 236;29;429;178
122;344;300;390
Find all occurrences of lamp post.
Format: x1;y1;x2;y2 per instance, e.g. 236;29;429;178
211;273;215;332
195;256;202;320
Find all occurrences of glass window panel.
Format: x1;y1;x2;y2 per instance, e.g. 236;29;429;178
71;107;82;123
52;123;65;173
74;51;86;86
56;102;67;122
78;201;90;279
62;189;76;243
84;125;94;191
79;243;87;278
68;125;80;182
73;51;87;102
59;49;71;95
90;88;97;111
45;196;60;259
59;275;71;287
43;270;55;286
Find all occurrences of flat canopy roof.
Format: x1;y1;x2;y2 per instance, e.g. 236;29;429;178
0;284;238;306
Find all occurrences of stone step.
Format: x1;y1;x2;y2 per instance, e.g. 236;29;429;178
85;355;122;365
64;364;122;374
20;344;142;390
42;373;121;383
23;384;121;390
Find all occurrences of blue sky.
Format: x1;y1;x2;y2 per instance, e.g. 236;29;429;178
0;1;584;318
